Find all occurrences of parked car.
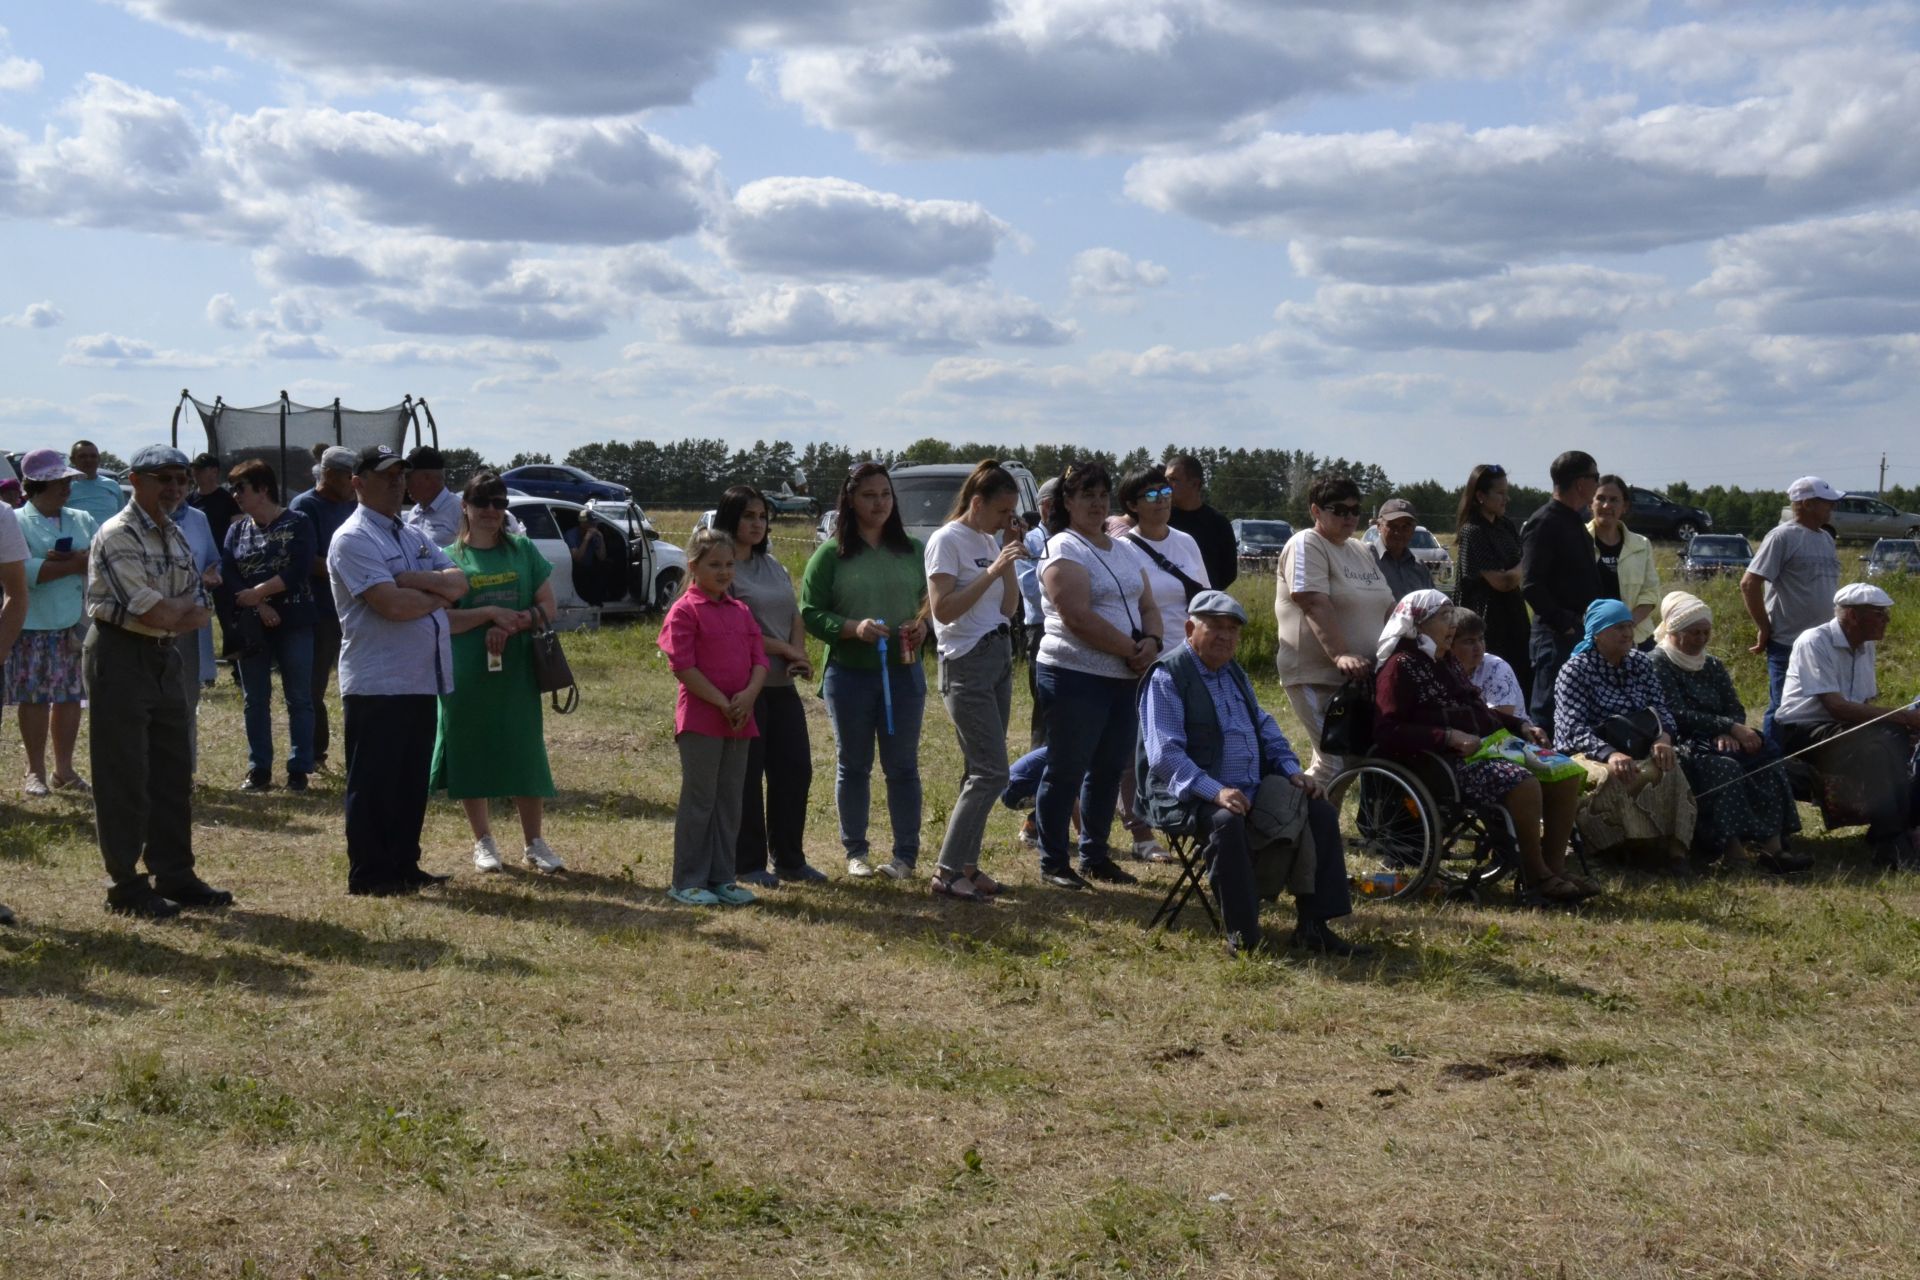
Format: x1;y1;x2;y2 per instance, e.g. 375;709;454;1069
1864;538;1920;579
816;509;839;545
1679;533;1754;581
506;494;683;616
1232;518;1293;564
763;482;818;518
1626;487;1713;541
887;463;1042;545
1780;493;1920;542
500;464;630;505
1361;523;1455;588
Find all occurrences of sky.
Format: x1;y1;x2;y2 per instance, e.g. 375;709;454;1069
3;1;1920;494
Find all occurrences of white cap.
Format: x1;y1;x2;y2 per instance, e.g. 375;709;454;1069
1835;582;1894;609
1788;476;1843;502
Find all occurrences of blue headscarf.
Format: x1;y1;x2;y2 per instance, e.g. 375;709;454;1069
1572;598;1635;656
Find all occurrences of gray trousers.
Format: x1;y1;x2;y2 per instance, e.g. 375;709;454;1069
84;624;197;900
674;733;751;891
936;631;1014;875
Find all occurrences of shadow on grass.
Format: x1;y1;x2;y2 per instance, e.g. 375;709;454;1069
191;792;334;836
1;920;313;1004
174;908;533;976
414;876;768;949
544;789;680;823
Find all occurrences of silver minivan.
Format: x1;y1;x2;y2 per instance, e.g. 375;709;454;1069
888;463;1043;544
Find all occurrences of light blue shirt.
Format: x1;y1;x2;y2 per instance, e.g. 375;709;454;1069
1141;649;1302;803
1016;524;1048;624
328;505;459;697
66;474;126;527
173;500;219;678
18;505;100;631
404;485;463;547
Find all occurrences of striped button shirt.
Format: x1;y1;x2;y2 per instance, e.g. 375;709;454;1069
85;500;204;636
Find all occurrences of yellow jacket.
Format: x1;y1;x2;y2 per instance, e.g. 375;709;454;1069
1588;520;1660;643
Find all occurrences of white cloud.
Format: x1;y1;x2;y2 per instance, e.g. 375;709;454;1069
1325;372;1524;416
0;27;42;92
1276;266;1668;352
722;177;1008;278
0;397;80;426
1287;238;1504;286
691;384;838;420
1697;211;1920;337
61;331;221;369
1567;327;1920;417
670;281;1075;351
1;301;63;328
1068;247;1169;299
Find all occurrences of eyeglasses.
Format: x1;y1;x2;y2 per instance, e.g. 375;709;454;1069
1324;503;1362;518
1141;486;1174;502
471;497;511;511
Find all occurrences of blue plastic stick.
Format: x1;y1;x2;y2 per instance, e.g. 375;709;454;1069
875;619;894;735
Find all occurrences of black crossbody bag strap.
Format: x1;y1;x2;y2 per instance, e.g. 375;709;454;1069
1124;533;1206;604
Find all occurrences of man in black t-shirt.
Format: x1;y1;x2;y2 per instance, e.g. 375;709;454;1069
1519;449;1603;734
1164;453;1238;589
187;452;243;658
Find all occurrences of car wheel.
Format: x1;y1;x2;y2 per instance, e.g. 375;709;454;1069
1906;526;1920;540
654;569;682;608
1674;521;1699;543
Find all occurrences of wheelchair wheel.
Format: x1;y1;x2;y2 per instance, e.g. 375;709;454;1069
1328;760;1440;901
1430;805;1518;892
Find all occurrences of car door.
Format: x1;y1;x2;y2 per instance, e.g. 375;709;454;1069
1863;499;1901;537
508;501;577;607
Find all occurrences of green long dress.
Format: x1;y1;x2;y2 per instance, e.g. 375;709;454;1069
429;534;556;799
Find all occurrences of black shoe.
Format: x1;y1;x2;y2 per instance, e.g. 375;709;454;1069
775;864;829;884
348;879;420;897
286;772;309;793
1078;859;1139;886
1755;849;1814;876
239;770;273;792
402;868;451;887
1291;918;1372;959
1041;866;1089;891
156;879;234;909
107;889;182;919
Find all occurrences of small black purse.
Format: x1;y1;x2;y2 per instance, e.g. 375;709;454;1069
1319;677;1375;756
1596;708;1661;760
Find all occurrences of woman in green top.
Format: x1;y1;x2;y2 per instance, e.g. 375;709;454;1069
430;472;564;875
799;462;929;880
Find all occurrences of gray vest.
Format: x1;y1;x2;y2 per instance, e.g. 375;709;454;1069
1134;643;1265;836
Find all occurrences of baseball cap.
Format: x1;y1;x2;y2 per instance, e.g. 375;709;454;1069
1788;476;1843;503
1187;589;1248;623
129;444;192;474
20;448;83;482
405;445;446;470
320;445;357;473
1036;477;1061;504
355;444;408;474
190;452;221;469
1376;497;1417;522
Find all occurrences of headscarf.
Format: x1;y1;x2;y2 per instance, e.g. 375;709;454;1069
1653;590;1711;672
1375;588;1453;665
1571;598;1635;657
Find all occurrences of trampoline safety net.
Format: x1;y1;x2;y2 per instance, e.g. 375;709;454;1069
182;394;416;496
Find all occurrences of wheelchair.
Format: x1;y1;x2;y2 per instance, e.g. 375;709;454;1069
1326;747;1528;903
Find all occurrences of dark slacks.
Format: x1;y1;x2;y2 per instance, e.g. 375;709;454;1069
1025;621;1045;750
343;693;438;891
85;624;198;901
1527;622;1578;737
1777;720;1918;842
1203;793;1352;948
309;609;343;765
736;683;814;874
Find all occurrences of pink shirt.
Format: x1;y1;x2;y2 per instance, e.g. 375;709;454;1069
657;587;768;739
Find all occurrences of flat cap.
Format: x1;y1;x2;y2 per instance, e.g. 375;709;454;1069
1187;588;1248;623
320;445;357;473
1835;582;1894;609
129;444;191;473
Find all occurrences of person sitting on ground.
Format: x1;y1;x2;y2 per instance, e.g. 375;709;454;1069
1588;475;1660;648
1372;590;1594;904
1449;608;1527;719
1369;498;1433;601
1648;591;1806;875
1774;583;1920;870
1552;599;1697;874
1137;589;1366;956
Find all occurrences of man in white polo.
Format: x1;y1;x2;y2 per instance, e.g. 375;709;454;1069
1776;582;1920;870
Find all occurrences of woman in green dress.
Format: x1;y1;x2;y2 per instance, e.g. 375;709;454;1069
430;471;563;874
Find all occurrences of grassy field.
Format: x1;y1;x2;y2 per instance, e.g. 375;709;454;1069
3;513;1919;1278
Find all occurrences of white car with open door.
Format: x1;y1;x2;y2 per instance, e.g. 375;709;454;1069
507;495;685;620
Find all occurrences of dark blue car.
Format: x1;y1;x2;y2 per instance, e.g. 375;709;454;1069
501;463;629;504
1678;533;1752;581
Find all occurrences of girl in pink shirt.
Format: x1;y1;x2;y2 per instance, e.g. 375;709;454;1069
657;529;768;906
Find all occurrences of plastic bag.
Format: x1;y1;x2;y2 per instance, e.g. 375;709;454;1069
1466;728;1586;784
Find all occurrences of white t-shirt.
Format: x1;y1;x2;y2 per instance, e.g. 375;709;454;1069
1777;619;1877;726
1274;528;1394;686
925;521;1012;662
1119;526;1209;638
1468;652;1527;716
0;504;25;564
1039;528;1150;679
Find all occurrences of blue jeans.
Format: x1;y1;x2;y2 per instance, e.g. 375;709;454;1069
1527;622;1577;737
238;623;315;776
1761;638;1793;743
822;661;926;864
1034;663;1137;873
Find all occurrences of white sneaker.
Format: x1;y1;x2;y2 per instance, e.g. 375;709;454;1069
880;857;915;880
523;838;565;873
472;836;503;872
846;857;877;878
1131;837;1174;863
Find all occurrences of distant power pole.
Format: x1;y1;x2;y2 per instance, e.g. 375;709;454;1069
1880;451;1889;497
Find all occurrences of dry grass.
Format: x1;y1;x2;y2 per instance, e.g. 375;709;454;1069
3;515;1919;1278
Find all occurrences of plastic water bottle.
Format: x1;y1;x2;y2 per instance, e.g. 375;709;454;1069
1354;871;1408;897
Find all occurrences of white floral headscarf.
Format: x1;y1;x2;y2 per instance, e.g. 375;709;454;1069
1375;588;1454;666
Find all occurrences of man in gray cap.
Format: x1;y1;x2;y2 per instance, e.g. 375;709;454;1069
83;444;231;917
1136;588;1367;956
1370;497;1433;601
1742;475;1842;740
289;445;359;769
1776;582;1920;869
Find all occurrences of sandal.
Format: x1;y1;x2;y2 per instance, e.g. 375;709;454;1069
51;773;90;794
1560;871;1603;895
1536;874;1597;903
931;871;985;902
963;865;1002;896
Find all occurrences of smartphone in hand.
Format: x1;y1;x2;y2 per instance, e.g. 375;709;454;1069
54;536;73;553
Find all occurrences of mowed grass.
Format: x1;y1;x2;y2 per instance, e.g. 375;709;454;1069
3;513;1920;1278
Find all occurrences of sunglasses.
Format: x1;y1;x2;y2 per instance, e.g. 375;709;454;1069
470;497;511;511
1141;486;1173;502
1324;503;1362;518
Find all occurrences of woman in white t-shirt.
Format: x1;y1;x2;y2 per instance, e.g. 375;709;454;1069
1035;460;1162;891
925;460;1029;902
1274;474;1395;785
1450;608;1528;718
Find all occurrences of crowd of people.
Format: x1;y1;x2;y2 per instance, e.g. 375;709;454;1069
0;441;1916;953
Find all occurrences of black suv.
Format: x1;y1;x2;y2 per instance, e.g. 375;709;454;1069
1626;487;1713;541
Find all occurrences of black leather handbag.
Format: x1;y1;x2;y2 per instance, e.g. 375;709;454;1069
527;606;578;715
1319;677;1375;756
1596;708;1661;760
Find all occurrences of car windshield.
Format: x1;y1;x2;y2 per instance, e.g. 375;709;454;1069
889;474;965;527
1411;529;1439;550
1871;540;1918;561
1240;521;1288;541
1689;536;1749;556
